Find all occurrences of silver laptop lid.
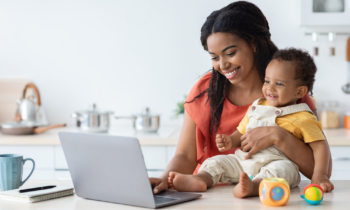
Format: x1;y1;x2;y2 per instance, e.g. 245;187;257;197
58;132;156;208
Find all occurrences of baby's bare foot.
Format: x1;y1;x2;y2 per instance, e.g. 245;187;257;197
168;172;207;192
233;172;255;198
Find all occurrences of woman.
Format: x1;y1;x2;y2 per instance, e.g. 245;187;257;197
150;1;332;194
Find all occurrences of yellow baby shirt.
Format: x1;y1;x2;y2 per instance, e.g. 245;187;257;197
237;99;325;143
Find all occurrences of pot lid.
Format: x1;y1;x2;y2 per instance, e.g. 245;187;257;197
132;107;160;117
1;121;37;129
75;104;113;114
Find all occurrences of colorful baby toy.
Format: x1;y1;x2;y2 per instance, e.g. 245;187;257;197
300;184;324;205
259;178;290;206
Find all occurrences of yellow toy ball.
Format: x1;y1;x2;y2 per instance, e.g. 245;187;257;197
300;184;324;205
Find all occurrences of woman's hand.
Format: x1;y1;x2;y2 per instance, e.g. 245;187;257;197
240;126;288;159
150;177;169;194
311;173;334;192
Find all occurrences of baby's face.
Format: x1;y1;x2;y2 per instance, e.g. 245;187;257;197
263;60;303;107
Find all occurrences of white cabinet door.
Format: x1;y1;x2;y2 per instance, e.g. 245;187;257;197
55;170;71;180
141;146;167;170
166;146;177;164
330;146;350;180
147;171;164;178
330;146;350;159
23;169;55;180
0;146;54;169
55;146;68;169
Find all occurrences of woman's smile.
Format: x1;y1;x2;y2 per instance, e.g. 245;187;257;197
223;66;240;80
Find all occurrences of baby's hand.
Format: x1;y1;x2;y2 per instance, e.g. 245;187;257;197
311;173;334;192
216;134;232;152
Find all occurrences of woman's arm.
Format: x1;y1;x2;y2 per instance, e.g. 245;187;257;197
312;110;332;179
150;110;198;194
240;110;332;179
309;140;334;192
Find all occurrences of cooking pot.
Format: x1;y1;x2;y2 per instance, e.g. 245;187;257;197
115;107;160;132
0;121;66;135
71;104;113;133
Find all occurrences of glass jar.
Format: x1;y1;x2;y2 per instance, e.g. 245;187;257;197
345;111;350;129
320;101;340;128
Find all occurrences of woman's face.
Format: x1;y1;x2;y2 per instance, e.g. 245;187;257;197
207;32;256;84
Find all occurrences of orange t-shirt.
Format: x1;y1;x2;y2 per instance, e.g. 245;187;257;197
184;72;316;173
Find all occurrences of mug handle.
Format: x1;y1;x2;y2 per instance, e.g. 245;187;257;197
21;158;35;186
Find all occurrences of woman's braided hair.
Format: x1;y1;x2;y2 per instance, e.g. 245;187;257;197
187;1;278;137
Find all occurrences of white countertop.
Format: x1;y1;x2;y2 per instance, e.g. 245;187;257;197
0;180;349;209
0;126;350;146
0;126;180;146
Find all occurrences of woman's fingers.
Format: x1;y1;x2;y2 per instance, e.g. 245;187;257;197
241;139;252;152
150;178;168;194
153;181;167;194
331;182;335;191
320;183;328;192
149;178;160;188
323;182;334;192
240;133;247;141
243;147;258;159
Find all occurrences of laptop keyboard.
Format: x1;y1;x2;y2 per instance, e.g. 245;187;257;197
154;196;178;205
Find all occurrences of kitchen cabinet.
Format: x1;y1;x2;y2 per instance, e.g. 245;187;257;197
0;146;56;180
0;146;54;169
23;168;55;180
330;146;350;180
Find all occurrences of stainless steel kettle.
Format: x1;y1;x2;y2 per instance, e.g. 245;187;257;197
14;83;48;125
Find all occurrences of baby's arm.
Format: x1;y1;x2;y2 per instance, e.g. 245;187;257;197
309;140;334;192
216;130;243;152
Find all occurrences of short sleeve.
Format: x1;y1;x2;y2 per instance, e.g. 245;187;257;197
237;106;251;135
299;117;325;143
184;73;211;124
297;93;316;110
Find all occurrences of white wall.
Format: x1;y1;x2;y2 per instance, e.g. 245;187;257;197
0;0;349;127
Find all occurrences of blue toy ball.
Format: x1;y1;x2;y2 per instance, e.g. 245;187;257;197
261;182;285;201
271;187;285;201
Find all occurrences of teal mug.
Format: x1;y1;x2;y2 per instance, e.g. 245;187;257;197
0;154;35;191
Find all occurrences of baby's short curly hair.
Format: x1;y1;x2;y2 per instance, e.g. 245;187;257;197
272;48;317;96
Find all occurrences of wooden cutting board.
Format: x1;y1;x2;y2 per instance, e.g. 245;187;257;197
0;79;30;124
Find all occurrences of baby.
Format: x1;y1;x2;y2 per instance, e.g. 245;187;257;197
168;48;334;198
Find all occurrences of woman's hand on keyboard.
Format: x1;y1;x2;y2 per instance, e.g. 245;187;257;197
150;177;169;194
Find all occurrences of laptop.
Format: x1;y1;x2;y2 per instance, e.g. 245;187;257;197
58;132;202;208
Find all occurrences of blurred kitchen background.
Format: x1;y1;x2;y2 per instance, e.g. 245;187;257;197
0;0;350;180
